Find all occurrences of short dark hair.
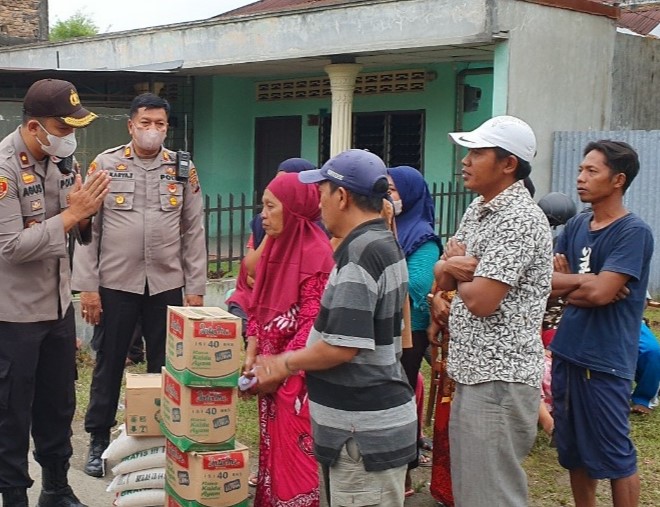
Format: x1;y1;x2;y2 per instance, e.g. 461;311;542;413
22;112;39;125
493;147;531;180
583;140;639;193
21;114;55;127
130;93;170;118
328;180;386;213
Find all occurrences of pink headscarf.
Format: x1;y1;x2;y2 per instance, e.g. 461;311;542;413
249;173;334;324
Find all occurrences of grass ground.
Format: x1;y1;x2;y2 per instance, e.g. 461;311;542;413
525;307;660;506
74;308;660;505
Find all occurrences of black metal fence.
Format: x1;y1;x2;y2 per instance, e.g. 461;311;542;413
204;180;475;277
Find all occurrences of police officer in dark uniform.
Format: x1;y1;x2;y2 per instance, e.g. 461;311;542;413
0;79;110;507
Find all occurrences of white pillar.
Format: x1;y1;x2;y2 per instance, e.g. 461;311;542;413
324;63;363;157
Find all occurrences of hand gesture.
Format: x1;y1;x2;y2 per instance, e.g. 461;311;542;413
67;170;110;221
611;285;630;303
553;253;571;274
243;337;258;374
430;292;451;326
80;291;102;325
185;294;203;306
442;237;466;260
253;354;287;394
447;255;479;282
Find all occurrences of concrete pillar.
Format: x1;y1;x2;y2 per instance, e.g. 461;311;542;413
324;63;363;157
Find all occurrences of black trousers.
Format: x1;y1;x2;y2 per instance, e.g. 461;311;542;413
84;286;182;434
400;330;429;393
0;306;77;489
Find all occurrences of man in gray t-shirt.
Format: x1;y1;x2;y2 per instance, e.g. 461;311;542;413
254;150;416;507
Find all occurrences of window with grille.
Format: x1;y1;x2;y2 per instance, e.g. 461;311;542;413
319;110;425;170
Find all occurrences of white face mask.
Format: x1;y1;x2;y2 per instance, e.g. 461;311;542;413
37;122;77;158
132;127;166;152
392;199;403;216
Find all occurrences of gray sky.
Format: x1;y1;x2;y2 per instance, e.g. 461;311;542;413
49;1;256;34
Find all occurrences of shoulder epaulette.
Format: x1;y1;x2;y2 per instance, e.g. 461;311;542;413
162;148;176;162
100;144;126;155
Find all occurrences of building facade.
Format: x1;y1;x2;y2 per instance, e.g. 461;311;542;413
0;0;47;46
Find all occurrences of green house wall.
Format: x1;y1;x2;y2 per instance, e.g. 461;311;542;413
193;62;494;203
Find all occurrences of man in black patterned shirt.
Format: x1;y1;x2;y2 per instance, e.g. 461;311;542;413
435;116;553;507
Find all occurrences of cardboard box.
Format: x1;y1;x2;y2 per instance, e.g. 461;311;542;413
166;306;242;387
160;368;236;452
165;440;249;507
125;373;163;436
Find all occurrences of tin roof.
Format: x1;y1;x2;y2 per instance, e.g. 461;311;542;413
218;0;355;18
619;6;660;35
220;0;621;19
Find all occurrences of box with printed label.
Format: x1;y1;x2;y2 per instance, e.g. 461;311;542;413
165;440;249;507
166;306;242;387
125;373;163;436
160;368;236;452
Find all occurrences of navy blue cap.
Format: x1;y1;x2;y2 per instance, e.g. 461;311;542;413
298;149;387;197
277;157;316;173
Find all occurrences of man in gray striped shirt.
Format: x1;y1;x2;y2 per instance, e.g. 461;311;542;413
255;149;416;507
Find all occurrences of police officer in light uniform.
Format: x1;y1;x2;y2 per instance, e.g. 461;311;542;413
0;79;110;507
72;93;207;477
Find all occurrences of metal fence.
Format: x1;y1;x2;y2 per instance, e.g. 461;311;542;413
204;180;475;276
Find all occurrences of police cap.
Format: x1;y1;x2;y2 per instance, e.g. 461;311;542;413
23;79;98;128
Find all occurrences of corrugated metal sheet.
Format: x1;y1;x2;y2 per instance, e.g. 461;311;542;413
553;130;660;296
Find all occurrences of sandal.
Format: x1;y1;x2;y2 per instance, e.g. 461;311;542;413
248;473;258;487
631;404;651;416
418;436;433;452
405;488;415;498
419;452;432;467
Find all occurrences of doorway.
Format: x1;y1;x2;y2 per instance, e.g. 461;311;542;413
254;116;302;200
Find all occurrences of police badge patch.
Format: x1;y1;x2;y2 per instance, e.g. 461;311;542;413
189;168;200;194
22;172;36;184
0;176;8;199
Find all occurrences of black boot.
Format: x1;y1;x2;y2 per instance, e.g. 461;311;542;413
83;432;109;478
37;462;86;507
2;487;29;507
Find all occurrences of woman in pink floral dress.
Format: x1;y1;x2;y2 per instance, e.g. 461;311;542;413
245;172;333;507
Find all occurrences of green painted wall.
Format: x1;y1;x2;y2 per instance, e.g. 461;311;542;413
492;42;509;116
194;63;494;202
193;76;254;198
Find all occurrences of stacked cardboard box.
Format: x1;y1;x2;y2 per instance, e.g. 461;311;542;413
125;373;163;437
102;373;168;505
161;306;249;507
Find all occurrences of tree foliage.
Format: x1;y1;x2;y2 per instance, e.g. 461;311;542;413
50;11;99;41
